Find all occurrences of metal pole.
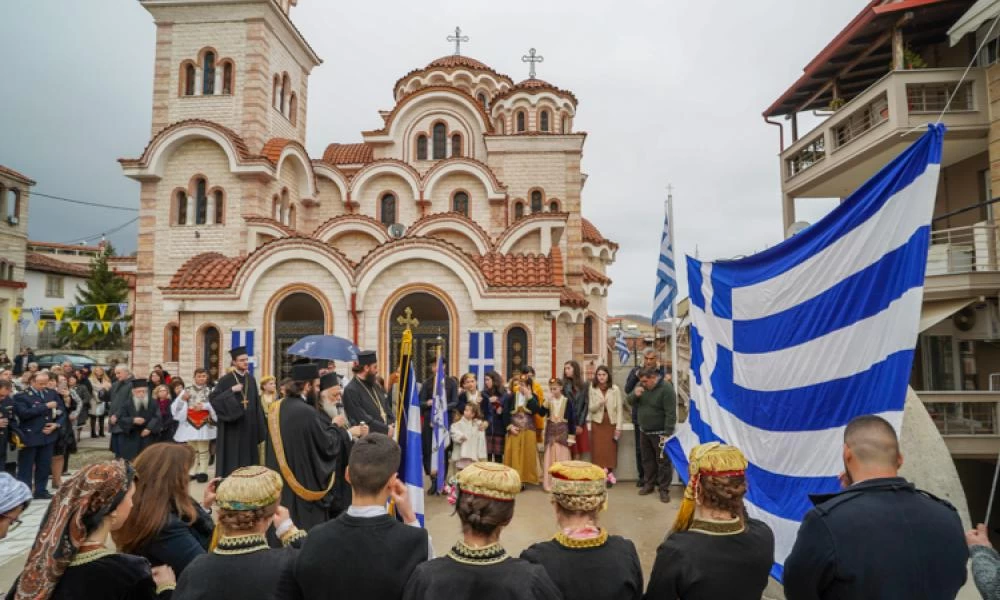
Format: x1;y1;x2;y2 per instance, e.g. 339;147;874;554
668;193;679;388
985;445;1000;526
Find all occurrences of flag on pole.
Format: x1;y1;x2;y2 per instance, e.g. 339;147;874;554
653;197;678;325
431;353;450;493
394;329;425;526
231;329;256;376
616;329;631;365
467;331;495;390
665;124;945;582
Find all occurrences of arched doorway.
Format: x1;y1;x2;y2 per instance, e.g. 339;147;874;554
389;292;450;382
273;292;325;380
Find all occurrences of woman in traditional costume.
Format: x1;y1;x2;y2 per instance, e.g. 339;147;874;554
644;442;774;600
502;377;541;486
403;462;561;600
522;460;643;599
171;368;217;483
5;460;176;600
538;379;576;492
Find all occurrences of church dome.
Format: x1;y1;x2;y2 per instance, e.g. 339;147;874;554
394;55;514;102
425;55;493;70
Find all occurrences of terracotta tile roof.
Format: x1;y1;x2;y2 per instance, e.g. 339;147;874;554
28;240;103;253
0;165;36;186
496;78;578;105
120;119;260;167
475;252;555;287
582;265;612;285
559;288;589;308
166;253;246;290
25;253;90;278
550;246;565;287
393;58;514;97
322;143;375;165
261;138;292;163
581;218;619;250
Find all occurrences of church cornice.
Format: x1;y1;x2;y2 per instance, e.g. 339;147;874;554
392;61;514;101
361;86;495;137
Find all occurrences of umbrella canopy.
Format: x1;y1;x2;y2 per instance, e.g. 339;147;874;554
286;334;359;362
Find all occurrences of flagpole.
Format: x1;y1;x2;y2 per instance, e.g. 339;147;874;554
668;191;678;389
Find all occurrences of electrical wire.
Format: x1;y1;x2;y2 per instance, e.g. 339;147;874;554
59;216;139;244
29;191;138;212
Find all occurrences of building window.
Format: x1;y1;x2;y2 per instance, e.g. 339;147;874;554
183;63;196;96
201;325;221;379
176;190;188;225
516;111;526;132
214;190;224;224
453;191;469;216
222;61;233;95
45;275;64;298
477;93;488;108
195;178;208;225
280;189;289;225
416;135;428;160
432;123;447;159
549;200;559;212
272;195;281;221
584;316;595;354
8;189;20;220
506;326;528;379
497;118;506;135
273;75;280;109
202;51;215;95
289;93;298;126
166;324;180;362
380;193;396;226
288;204;296;230
562;116;569;133
280;73;289;114
531;190;543;213
540;110;550;132
451;134;462;158
514;202;524;219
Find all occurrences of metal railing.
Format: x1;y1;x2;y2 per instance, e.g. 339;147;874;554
918;391;1000;436
927;222;999;275
831;92;889;151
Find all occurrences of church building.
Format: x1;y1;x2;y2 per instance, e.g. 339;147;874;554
122;0;617;382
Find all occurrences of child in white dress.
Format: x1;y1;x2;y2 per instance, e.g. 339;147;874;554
171;368;217;482
450;402;488;472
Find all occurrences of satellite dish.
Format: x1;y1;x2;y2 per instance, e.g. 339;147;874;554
786;221;811;239
388;223;406;239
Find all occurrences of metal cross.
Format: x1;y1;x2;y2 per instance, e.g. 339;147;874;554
522;48;544;79
397;307;420;331
447;26;469;56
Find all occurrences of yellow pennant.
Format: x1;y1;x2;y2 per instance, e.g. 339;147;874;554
53;306;65;322
101;321;111;334
37;320;47;332
69;320;81;334
9;307;21;321
96;304;108;320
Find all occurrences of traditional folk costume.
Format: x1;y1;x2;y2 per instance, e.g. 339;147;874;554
342;350;395;435
208;347;266;477
117;380;162;462
645;443;774;600
539;388;577;492
522;461;643;600
404;462;561;600
502;385;541;485
173;466;306;600
450;415;487;472
171;383;217;482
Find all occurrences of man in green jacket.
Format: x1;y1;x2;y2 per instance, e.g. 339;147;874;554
625;367;676;503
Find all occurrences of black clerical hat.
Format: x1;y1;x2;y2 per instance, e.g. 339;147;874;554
356;350;377;366
320;372;341;391
131;379;148;390
230;346;249;360
292;363;319;382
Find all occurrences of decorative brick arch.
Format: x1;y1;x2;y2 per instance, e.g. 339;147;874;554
261;283;335;377
376;283;461;373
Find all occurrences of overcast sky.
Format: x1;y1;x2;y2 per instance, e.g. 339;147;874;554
0;0;863;316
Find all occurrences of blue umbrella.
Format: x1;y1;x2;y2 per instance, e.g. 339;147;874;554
286;334;359;362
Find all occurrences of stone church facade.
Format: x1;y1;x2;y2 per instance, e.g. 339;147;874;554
122;0;617;382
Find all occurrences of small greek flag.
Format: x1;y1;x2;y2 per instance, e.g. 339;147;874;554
653;196;677;325
431;355;450;492
616;329;631;365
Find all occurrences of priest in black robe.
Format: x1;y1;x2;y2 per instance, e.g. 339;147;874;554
265;365;361;530
117;379;162;461
342;350;395;436
209;346;265;478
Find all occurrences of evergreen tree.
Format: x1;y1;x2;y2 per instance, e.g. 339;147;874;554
58;245;131;350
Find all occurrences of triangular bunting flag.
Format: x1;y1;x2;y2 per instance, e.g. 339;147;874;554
87;321;98;334
37;320;47;332
69;321;81;334
101;321;111;334
73;305;82;316
8;307;20;322
19;317;30;333
96;304;108;320
117;321;128;336
53;307;65;322
118;303;128;318
30;308;41;323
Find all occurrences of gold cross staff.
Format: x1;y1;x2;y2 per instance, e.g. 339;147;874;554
397;307;420;331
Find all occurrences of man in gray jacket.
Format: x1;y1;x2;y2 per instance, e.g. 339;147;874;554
107;364;133;458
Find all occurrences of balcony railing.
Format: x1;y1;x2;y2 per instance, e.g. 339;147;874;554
928;222;999;276
918;391;1000;436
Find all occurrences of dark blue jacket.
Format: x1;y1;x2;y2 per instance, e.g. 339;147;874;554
783;476;967;600
134;501;214;575
13;387;65;448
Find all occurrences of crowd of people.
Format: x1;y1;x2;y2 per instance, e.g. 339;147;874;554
1;343;1000;599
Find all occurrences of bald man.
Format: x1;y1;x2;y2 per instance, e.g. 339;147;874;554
783;415;967;600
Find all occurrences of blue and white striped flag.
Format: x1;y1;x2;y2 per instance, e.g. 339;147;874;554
230;329;256;376
468;331;495;390
616;329;631;365
401;359;425;526
431;355;450;493
653;198;677;324
665;124;944;582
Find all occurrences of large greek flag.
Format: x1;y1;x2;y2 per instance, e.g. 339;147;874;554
665;124;944;582
401;359;425;526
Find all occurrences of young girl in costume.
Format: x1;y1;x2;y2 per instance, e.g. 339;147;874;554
540;378;577;492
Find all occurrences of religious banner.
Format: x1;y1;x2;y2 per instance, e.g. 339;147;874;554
53;307;65;322
8;307;21;322
96;304;108;320
101;321;112;334
69;321;81;334
37;320;47;332
30;308;41;323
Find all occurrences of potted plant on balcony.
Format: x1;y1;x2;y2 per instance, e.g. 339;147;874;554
903;48;927;70
828;97;846;111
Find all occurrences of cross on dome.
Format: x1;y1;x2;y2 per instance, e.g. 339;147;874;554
447;26;469;56
522;47;543;79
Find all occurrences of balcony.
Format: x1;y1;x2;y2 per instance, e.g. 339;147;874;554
925;222;1000;301
781;68;989;198
919;391;1000;458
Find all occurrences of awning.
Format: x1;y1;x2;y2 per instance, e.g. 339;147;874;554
920;298;978;332
949;0;1000;45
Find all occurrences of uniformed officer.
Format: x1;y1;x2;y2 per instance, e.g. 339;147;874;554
783;414;968;600
13;371;66;499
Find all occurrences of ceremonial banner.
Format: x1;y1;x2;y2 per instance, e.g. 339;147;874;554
9;307;20;322
101;321;111;334
395;329;425;526
666;124;945;581
96;304;108;320
69;321;81;334
53;307;65;322
467;330;495;390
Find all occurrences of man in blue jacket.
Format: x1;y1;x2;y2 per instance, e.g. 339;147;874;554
13;371;65;499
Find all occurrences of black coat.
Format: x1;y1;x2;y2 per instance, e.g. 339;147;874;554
209;371;265;477
522;534;643;600
783;477;968;600
6;552;168;600
134;504;214;576
116;395;162;461
342;378;394;435
108;378;133;434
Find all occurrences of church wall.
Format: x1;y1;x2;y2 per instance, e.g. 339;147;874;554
306;176;346;232
385;97;488;163
355;173;419;225
424;171;490;225
266;35;308;143
329;232;380;263
424;230;480;255
508;230;543;255
272;157;303;229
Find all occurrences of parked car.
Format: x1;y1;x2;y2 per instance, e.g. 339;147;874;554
34;353;98;370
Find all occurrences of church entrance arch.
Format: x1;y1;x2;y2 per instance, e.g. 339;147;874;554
272;291;326;380
386;290;454;383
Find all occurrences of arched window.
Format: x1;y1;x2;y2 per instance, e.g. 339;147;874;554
214;190;224;224
9;189;20;219
530;190;543;213
272;195;281;221
516;111;526;132
273;75;280;109
165;324;180;362
380;193;396;226
452;191;469;216
497;118;506;135
201;325;221;379
280;188;289;225
222;61;233;95
562;116;570;133
416;135;428;160
183;63;196;96
477;93;488;108
506;326;528;379
280;73;289;114
514;202;525;219
288;204;296;230
451;134;462;158
202;51;215;95
540;110;550;132
176;190;188;225
195;178;208;225
549;200;559;212
289;93;298;125
432;123;447;159
584;316;595;354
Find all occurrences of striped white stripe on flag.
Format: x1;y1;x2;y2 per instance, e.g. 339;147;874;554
402;360;425;526
665;124;945;582
616;329;631;365
653;199;677;324
231;329;256;376
468;331;495;390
